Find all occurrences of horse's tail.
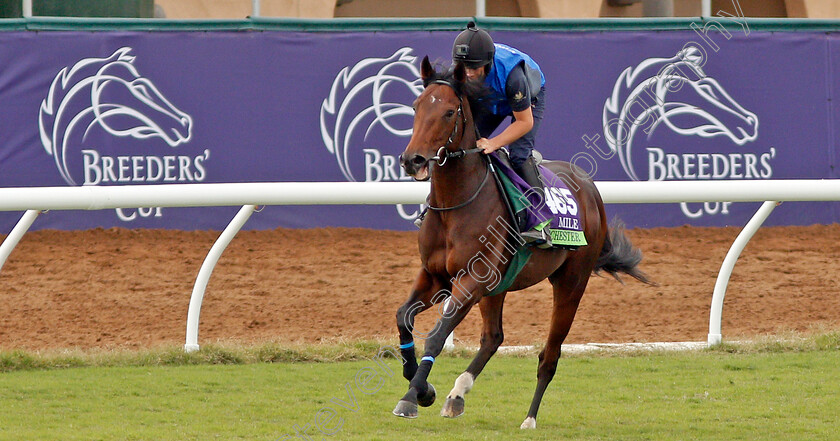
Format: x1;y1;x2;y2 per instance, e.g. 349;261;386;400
594;218;655;285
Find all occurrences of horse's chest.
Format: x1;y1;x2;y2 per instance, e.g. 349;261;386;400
422;243;482;278
421;246;448;275
418;220;481;276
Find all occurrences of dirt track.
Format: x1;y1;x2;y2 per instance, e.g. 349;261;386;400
1;225;839;350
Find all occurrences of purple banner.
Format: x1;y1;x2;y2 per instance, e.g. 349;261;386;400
1;28;838;231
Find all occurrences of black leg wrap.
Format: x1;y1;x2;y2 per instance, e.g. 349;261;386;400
409;360;433;396
401;348;418;381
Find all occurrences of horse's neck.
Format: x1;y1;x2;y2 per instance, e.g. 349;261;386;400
429;144;499;224
431;154;479;192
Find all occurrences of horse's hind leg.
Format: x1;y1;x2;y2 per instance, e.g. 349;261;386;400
521;273;589;429
441;293;506;418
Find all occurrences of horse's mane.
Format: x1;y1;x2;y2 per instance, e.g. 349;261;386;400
422;62;492;107
39;48;136;155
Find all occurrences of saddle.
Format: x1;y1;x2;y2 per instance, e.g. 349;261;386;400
488;149;586;250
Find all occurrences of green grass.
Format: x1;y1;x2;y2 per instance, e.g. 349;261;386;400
1;341;839;441
4;328;840;373
0;340;404;372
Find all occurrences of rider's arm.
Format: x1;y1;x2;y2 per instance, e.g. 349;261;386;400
478;109;533;154
478;64;534;154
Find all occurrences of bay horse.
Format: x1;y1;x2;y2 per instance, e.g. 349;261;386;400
394;57;652;429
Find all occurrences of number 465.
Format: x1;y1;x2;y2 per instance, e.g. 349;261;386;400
543;187;578;216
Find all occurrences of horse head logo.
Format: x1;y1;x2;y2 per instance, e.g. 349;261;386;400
39;47;193;185
603;47;758;180
320;47;423;181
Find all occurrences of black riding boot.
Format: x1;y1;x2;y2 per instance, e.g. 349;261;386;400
514;156;552;247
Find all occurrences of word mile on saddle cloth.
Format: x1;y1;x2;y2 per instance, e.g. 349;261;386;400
489;150;587;250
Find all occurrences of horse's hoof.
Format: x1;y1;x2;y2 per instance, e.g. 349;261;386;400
392;400;418;419
417;382;436;408
440;395;465;418
520;416;537;429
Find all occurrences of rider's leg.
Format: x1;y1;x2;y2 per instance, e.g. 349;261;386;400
514;155;545;205
510;87;545;198
513;155;551;245
510;88;549;245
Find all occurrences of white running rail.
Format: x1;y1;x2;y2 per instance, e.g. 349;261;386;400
2;179;840;350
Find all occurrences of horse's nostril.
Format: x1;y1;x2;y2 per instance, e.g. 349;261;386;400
401;154;427;166
400;154;427;175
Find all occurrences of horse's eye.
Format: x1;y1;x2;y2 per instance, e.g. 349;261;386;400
444;110;455;119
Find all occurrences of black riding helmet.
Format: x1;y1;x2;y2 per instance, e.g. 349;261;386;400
452;21;495;69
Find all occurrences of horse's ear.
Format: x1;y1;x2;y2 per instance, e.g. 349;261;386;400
421;56;434;82
453;61;466;84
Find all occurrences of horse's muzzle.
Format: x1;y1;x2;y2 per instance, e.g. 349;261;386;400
400;153;431;181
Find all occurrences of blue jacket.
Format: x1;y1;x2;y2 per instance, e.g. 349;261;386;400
483;43;545;116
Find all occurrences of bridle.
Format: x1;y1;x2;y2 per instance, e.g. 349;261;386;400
427;79;483;167
423;79;489;212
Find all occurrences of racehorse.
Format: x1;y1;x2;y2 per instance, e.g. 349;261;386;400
395;57;653;429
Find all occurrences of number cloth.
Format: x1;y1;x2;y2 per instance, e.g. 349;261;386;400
490;152;587;248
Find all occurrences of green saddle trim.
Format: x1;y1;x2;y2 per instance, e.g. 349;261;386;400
496;168;531;214
495;165;588;248
487;244;532;297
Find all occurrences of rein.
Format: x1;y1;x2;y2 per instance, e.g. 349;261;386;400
431;146;484;167
427;159;491;212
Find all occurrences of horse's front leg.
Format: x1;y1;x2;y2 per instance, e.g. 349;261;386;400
393;281;482;419
395;270;449;408
441;292;506;418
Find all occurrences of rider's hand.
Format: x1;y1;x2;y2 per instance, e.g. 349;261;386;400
478;138;501;154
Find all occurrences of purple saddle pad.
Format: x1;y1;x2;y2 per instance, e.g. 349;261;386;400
490;152;587;248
